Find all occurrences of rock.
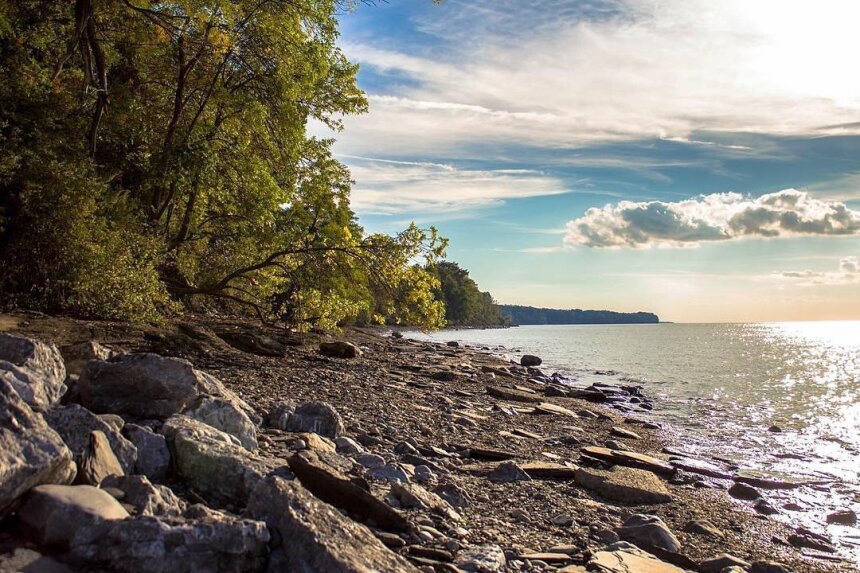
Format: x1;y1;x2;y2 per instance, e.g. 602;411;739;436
581;447;675;476
487;461;531;483
268;401;345;438
0;548;75;573
520;355;542;367
413;465;434;483
728;482;761;500
101;475;185;517
357;453;386;469
0;377;76;514
17;484;128;547
456;544;506;572
70;509;269;573
217;331;286;357
98;414;125;432
160;415;270;505
699;554;750;573
45;404;137;474
0;333;66;410
486;385;542;403
368;463;411;483
123;424;170;481
750;561;793;573
611;426;641;440
754;499;779;515
299;432;337;453
78;353;200;417
288;450;409;531
246;475;417;572
335;436;365;455
683;519;723;538
669;458;732;480
520;462;579;479
589;542;685;573
433;483;471;509
447;341;459;348
77;430;124;485
788;530;836;553
826;509;857;525
617;514;681;553
61;340;115;377
575;466;672;504
319;341;362;359
389;482;460;520
184;396;258;450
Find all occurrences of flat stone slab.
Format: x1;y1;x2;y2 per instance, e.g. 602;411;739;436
669;457;732;480
486;386;542;403
521;462;579;479
581;447;675;476
575;466;672;504
535;402;579;418
589;542;685;573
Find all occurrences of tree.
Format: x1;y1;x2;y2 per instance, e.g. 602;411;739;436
428;261;508;327
0;0;445;329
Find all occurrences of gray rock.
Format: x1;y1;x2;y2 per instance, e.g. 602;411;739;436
368;463;411;483
700;554;751;573
160;415;270;505
17;484;128;547
826;509;857;525
45;404;137;474
389;482;460;520
101;475;185;517
588;542;685;573
488;461;531;483
0;548;75;573
184;396;258;450
356;453;386;469
520;355;542;367
413;465;435;483
334;436;365;455
319;341;362;359
455;544;506;572
750;561;793;573
280;401;344;438
0;378;76;515
61;340;115;377
77;430;124;485
575;466;672;504
683;519;723;538
123;424;170;481
78;353;201;418
617;514;681;553
70;510;269;573
728;482;761;500
97;414;125;432
0;334;66;411
433;483;471;509
246;475;417;572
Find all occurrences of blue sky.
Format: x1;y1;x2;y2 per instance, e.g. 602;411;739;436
325;0;860;322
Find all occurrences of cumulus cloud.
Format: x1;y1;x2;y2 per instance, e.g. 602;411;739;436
564;190;860;248
334;0;860;155
778;256;860;286
343;156;570;215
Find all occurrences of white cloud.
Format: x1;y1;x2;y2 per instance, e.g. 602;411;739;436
337;0;860;155
343;157;570;215
564;189;860;248
777;256;860;286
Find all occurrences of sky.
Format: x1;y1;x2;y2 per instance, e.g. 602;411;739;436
325;0;860;323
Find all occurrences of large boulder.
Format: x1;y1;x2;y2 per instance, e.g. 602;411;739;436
246;475;418;573
266;401;344;438
160;415;270;506
101;475;185;517
319;341;362;359
0;548;75;573
0;378;76;515
70;508;269;573
17;484;128;547
123;424;170;481
520;355;542;367
45;404;137;474
184;396;258;450
0;333;66;411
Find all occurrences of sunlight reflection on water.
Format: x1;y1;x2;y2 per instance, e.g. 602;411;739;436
408;321;860;561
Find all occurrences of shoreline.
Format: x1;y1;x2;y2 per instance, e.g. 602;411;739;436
0;312;855;572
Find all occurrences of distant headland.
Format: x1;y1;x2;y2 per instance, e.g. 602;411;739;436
500;305;660;325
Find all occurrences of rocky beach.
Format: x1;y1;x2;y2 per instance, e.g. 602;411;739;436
0;312;856;573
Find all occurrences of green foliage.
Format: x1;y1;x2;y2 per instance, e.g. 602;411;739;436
0;0;446;329
428;261;509;327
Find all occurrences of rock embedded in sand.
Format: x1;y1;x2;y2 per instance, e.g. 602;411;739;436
699;554;751;573
246;475;417;572
610;426;641;440
319;340;362;359
17;484;129;547
588;542;685;573
581;446;675;476
617;514;681;553
574;466;672;504
487;461;531;483
683;519;723;538
0;377;76;515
